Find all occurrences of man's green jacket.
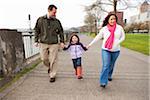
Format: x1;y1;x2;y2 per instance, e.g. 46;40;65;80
34;15;64;44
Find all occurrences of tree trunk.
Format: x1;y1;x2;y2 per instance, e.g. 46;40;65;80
113;0;117;13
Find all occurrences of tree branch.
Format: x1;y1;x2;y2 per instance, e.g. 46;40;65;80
97;2;113;6
108;0;113;3
118;5;138;10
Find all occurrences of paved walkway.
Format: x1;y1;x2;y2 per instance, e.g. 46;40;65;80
1;34;149;100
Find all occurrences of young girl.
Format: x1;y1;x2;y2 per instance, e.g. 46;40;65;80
63;34;87;79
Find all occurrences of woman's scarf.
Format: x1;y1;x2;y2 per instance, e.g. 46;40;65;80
105;22;116;49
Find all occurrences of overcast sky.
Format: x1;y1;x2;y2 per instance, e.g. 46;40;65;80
0;0;146;29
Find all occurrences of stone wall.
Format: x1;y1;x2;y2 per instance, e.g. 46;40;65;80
0;29;25;77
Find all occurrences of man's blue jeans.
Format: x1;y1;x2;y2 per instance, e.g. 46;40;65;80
100;49;120;85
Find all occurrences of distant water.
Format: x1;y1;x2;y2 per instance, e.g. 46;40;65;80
22;33;39;58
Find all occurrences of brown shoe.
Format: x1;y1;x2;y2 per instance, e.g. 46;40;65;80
100;84;106;88
108;78;112;81
78;76;83;79
50;78;55;83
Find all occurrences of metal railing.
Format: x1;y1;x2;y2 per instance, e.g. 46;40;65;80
22;33;39;59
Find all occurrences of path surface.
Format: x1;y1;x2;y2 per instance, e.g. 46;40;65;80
1;34;149;100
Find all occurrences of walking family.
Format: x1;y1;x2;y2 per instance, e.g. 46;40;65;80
34;4;125;88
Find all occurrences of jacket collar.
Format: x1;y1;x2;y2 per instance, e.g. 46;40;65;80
43;14;56;20
70;42;80;45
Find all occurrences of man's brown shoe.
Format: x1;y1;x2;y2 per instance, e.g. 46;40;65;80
50;78;55;82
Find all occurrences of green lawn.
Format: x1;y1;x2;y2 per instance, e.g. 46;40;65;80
121;33;150;55
83;32;149;55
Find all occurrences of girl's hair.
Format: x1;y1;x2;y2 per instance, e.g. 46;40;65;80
102;13;118;27
69;34;80;43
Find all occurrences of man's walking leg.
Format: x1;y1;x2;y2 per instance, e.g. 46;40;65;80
48;44;59;82
40;43;50;73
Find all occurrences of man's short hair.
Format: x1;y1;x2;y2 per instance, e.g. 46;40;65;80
48;4;57;11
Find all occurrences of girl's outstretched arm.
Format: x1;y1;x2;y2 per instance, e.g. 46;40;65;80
79;43;88;51
63;44;71;50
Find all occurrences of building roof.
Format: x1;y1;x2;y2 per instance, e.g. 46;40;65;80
143;1;148;4
141;0;149;6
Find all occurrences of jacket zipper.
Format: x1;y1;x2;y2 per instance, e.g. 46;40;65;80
75;45;77;58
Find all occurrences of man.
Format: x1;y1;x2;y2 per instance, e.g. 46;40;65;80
34;4;64;82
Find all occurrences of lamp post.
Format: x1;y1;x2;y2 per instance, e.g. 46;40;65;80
28;14;33;55
28;14;31;30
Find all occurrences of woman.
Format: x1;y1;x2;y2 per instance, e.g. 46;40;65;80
87;13;125;88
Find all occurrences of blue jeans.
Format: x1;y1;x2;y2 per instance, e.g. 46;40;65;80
100;49;120;85
72;57;82;69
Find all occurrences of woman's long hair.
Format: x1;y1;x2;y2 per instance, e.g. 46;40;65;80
102;13;118;27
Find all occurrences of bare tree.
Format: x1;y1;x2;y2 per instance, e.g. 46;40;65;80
84;4;102;34
88;0;139;13
83;0;147;34
84;0;142;31
84;12;96;33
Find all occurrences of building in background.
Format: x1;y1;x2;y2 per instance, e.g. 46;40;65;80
125;1;150;33
130;1;150;23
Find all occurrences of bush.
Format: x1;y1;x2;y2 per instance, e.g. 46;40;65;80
124;21;149;33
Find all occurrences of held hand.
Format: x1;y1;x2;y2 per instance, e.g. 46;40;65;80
60;43;65;48
34;42;39;47
86;45;90;49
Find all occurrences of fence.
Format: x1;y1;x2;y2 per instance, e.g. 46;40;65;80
0;30;39;77
22;33;39;58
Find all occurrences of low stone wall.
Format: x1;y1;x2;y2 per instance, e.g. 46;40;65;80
0;29;25;77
